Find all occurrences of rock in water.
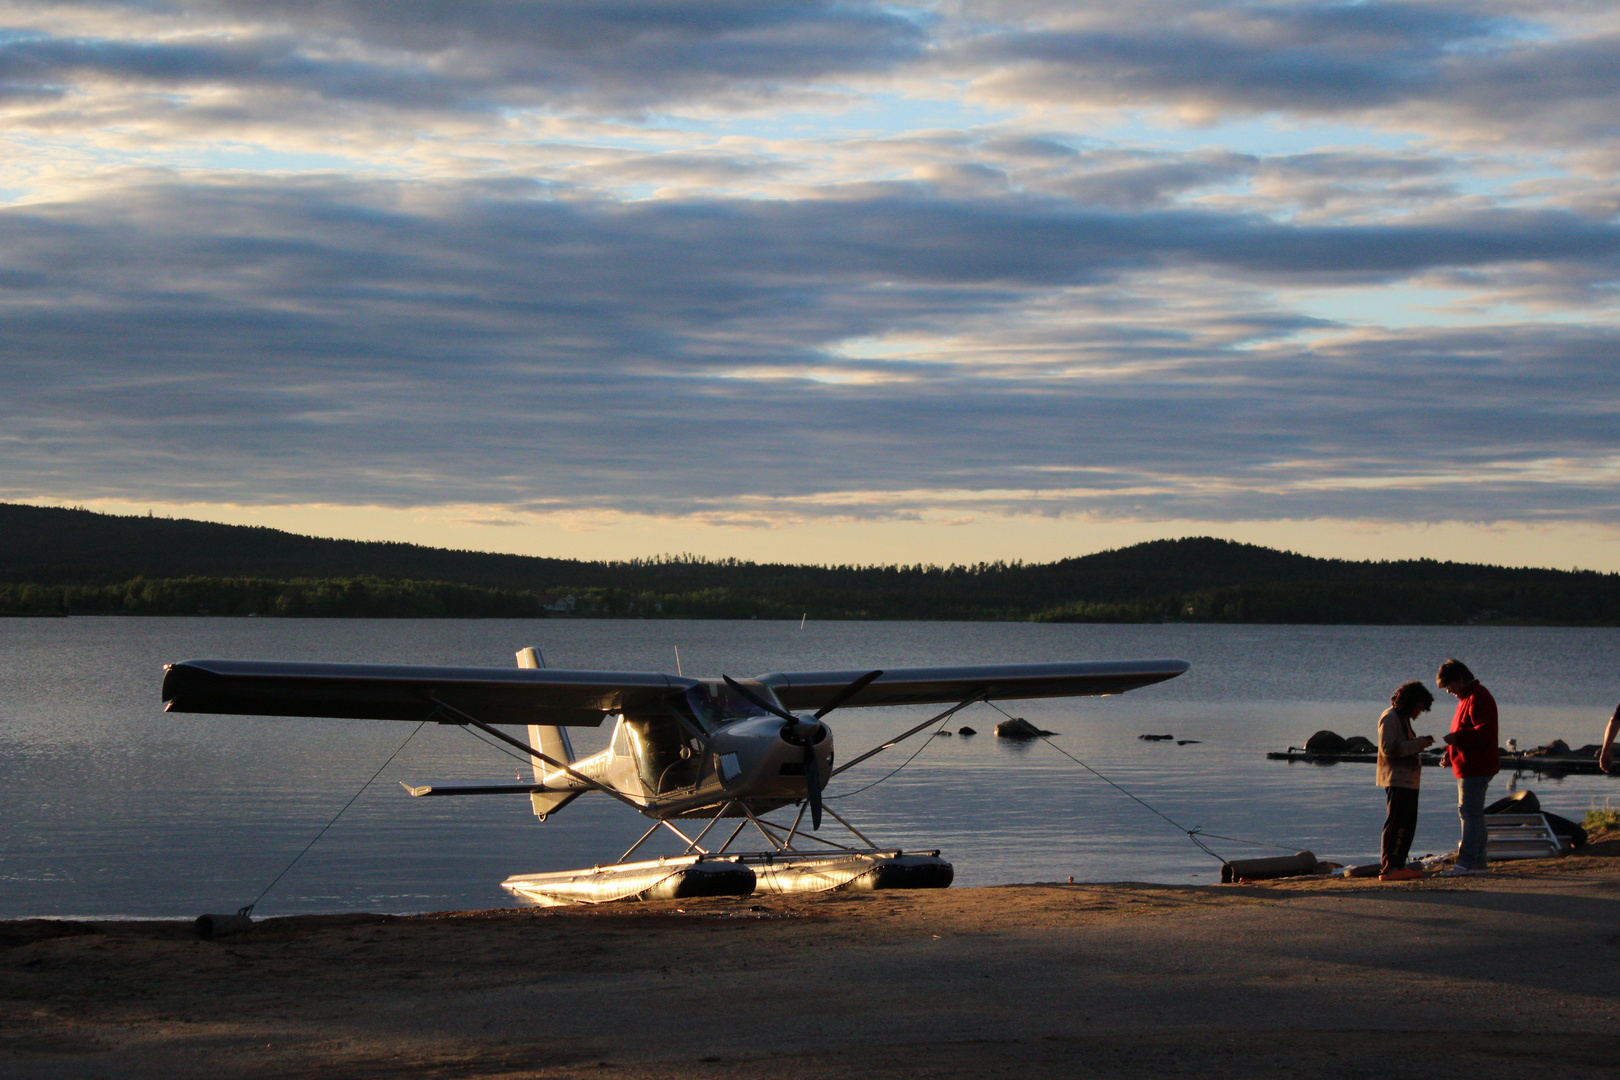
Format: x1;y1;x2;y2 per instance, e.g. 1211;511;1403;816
1304;730;1348;754
957;726;977;736
994;718;1054;739
1139;734;1174;741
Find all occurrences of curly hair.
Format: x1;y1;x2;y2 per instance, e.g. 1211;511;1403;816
1391;680;1434;714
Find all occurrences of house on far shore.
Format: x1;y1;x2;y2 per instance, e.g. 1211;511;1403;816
539;594;577;614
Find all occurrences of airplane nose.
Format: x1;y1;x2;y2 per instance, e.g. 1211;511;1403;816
780;720;826;746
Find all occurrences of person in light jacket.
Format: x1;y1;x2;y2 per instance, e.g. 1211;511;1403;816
1598;704;1618;774
1377;680;1436;881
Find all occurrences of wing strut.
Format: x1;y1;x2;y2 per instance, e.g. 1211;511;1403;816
426;696;646;812
829;691;987;777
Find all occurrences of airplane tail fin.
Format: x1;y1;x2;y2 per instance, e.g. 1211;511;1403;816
517;647;582;820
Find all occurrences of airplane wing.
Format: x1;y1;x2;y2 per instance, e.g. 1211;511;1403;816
161;658;696;726
757;659;1189;711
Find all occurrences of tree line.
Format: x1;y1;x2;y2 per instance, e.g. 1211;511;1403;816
4;503;1620;623
4;570;1619;624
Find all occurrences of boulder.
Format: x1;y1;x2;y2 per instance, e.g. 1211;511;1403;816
1525;739;1571;756
1342;735;1376;753
956;726;977;736
1304;730;1348;754
994;718;1055;739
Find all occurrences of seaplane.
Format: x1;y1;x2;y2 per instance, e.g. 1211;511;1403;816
161;649;1189;904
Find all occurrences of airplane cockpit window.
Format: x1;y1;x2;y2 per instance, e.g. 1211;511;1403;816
685;682;772;728
623;715;702;794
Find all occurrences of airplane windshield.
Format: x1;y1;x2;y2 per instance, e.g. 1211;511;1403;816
624;715;702;794
685;682;772;727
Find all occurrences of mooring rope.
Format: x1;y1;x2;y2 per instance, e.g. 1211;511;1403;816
824;708;958;800
238;721;427;917
981;701;1296;864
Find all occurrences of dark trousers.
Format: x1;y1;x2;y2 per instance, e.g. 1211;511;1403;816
1381;785;1420;873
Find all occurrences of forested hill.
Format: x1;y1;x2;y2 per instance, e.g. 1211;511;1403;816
2;502;1617;624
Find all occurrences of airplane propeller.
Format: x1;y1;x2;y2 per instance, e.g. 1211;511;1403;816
722;669;883;830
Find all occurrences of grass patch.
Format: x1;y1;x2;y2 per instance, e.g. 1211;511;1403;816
1582;802;1620;832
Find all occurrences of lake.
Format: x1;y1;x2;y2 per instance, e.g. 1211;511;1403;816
2;617;1616;918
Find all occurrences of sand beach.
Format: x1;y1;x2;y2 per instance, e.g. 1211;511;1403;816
5;837;1619;1080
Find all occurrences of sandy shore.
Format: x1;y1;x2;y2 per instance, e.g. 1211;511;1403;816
6;838;1620;1080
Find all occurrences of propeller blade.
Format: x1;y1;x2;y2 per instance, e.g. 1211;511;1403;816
721;675;796;724
804;742;823;830
812;669;884;720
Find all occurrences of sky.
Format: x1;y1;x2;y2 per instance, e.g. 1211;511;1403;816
3;1;1619;570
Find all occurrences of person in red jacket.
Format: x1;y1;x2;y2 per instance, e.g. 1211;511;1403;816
1435;658;1499;876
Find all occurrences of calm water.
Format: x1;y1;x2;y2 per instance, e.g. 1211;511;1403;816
2;618;1617;918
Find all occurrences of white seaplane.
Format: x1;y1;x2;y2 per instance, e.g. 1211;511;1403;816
162;649;1189;904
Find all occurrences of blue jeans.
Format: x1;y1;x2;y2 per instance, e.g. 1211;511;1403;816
1457;775;1492;869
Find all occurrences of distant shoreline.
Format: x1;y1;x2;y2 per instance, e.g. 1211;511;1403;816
4;599;1617;627
6;501;1620;625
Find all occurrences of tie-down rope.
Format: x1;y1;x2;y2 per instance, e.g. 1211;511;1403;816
237;721;427;917
980;700;1296;865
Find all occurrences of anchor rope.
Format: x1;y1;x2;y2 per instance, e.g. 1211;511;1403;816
238;721;427;917
823;708;959;800
981;701;1296;864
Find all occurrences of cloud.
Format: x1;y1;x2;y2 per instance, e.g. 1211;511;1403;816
954;2;1620;145
0;1;928;123
3;2;1619;544
6;2;1619;152
2;173;1618;525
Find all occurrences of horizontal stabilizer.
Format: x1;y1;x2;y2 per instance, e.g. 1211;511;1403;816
400;780;559;797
